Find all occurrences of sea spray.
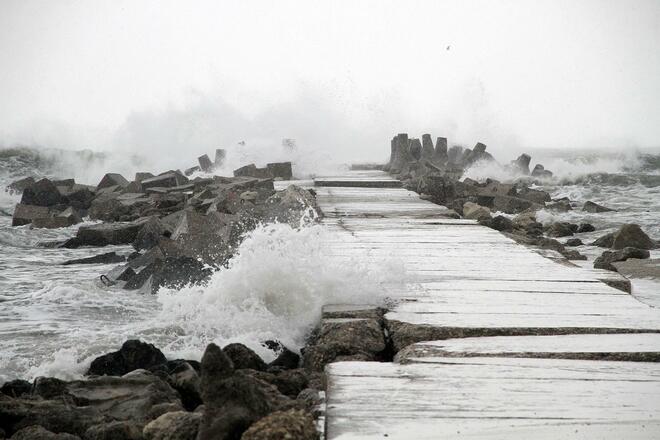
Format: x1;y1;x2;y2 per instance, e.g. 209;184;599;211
154;222;407;362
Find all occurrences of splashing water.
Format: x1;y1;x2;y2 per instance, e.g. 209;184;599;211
0;219;406;381
153;222;406;362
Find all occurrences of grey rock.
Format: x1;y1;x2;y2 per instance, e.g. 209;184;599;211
462;202;491;221
184;166;200;176
10;425;80;440
198;155;214;172
142;173;187;191
421;134;435;161
96;174;129;191
20;178;64;207
408;138;422;160
612;224;655;250
6;176;36;195
67;219;148;247
583;201;614;213
1;380;32;398
240;409;317;440
546;222;575;238
594;247;650;271
135;172;155;182
83;421;142;440
87;340;167;376
142;411;201;440
565;238;584;247
62;252;125;266
511;154;531;175
577;223;596;233
266;162;293;180
12;204;50;226
223;344;267;371
592;232;615;248
531;164;553;179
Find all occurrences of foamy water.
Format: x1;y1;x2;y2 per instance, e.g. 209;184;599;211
1;146;659;381
0;201;405;381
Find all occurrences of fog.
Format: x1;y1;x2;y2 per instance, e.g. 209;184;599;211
1;0;659;173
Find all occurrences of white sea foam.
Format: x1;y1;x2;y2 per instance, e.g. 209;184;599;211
153;222;406;362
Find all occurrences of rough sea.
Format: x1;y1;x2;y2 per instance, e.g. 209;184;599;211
1;146;658;382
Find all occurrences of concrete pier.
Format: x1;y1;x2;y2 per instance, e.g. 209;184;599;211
314;170;660;439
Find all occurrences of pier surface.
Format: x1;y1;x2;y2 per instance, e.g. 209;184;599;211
315;170;660;439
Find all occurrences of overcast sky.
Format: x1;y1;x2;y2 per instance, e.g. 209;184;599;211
0;0;659;164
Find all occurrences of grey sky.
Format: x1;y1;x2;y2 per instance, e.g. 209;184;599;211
0;0;658;162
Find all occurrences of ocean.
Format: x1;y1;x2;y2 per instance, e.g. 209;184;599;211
1;146;658;382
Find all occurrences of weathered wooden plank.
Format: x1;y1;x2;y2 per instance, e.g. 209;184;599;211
395;333;660;363
326;359;660;439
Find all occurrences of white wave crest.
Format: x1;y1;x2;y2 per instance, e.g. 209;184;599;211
153;222;406;361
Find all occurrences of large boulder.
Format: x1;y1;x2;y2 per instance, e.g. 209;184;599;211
20;178;63;207
142;411;202;440
266;162;293;180
87;340;167;376
61;185;96;210
462;202;491;221
0;396;101;437
83;421;143;440
545;222;576;238
65;219;148;247
241;409;318;440
12;204;50;226
97;173;129;191
592;232;615;248
515;186;551;204
594;247;650;271
611;224;655;250
583;201;614;213
9;425;80;440
6;176;36;195
133;217;167;251
261;185;320;227
303;318;386;372
1;380;32;398
197;344;277;440
141;173;188;191
223;344;267;371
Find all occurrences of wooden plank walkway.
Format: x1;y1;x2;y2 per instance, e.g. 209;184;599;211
316;170;660;439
